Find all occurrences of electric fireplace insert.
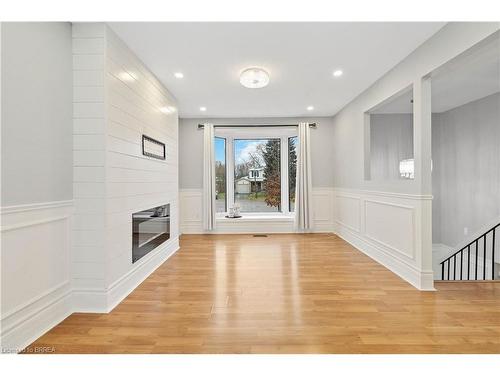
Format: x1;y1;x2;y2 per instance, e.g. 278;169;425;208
132;204;170;263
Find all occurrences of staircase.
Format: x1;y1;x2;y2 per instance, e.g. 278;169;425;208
440;223;499;281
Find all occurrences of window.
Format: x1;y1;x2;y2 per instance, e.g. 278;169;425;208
215;137;226;213
214;127;297;215
234;139;281;212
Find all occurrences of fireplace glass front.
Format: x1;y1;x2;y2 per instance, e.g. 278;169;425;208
132;204;170;263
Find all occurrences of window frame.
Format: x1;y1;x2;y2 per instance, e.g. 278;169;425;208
215;127;297;217
214;136;227;213
288;135;298;213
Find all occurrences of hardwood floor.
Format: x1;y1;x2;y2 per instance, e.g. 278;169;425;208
26;234;500;354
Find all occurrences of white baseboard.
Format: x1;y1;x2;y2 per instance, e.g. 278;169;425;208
72;236;180;313
336;226;434;290
0;282;73;353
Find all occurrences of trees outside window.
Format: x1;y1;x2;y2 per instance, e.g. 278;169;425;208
262;139;281;210
288;137;298;212
214;137;226;213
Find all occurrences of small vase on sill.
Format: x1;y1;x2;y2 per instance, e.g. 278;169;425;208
233;203;241;217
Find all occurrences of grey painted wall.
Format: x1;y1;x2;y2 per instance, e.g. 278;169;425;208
432;93;500;247
1;22;73;206
370;113;414;180
179;117;335;189
431;113;443;244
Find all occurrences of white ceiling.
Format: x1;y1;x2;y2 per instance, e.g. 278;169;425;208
370;88;413;114
108;22;445;118
431;35;500;113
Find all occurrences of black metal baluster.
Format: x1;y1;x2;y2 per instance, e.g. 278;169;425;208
484;234;487;280
492;228;496;280
460;251;463;280
467;245;470;280
438;224;498;283
475;240;478;280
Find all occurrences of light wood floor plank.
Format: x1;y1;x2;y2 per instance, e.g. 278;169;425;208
25;233;500;354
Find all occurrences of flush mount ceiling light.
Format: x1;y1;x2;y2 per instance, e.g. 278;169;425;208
174;72;184;79
307;105;314;111
199;106;207;112
333;69;343;77
240;67;270;89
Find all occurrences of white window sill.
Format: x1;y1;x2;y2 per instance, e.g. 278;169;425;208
216;214;295;222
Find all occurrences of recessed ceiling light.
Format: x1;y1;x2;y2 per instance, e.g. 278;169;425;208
333;70;343;77
174;72;184;79
240;67;270;89
307;106;314;111
200;106;207;112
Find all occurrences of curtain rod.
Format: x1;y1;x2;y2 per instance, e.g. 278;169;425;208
197;123;317;129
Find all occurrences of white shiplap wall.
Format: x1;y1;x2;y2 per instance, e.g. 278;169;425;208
104;28;179;296
72;23;108;302
72;23;179;312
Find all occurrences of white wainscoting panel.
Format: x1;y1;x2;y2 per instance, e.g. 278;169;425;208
364;199;415;260
180;187;335;234
179;189;204;234
312;188;336;232
333;188;434;290
335;194;361;233
1;201;73;352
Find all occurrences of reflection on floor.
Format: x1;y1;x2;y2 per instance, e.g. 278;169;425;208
26;234;500;353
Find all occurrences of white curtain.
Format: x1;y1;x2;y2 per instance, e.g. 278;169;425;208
294;122;313;231
202;123;216;231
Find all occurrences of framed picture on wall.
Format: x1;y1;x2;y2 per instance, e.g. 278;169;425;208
142;135;166;160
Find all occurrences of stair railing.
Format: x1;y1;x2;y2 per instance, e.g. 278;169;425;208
440;223;499;281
